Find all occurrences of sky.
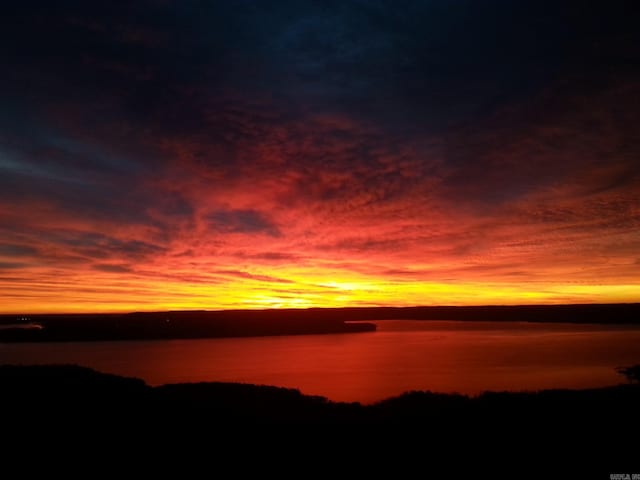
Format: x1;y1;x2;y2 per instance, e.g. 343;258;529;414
1;0;639;312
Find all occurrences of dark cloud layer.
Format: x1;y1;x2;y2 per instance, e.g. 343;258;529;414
1;0;639;310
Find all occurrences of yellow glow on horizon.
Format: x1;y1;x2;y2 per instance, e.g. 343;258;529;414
0;264;638;314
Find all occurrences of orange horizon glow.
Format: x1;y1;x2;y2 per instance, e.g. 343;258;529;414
2;158;639;313
3;117;639;313
1;262;638;314
2;133;639;314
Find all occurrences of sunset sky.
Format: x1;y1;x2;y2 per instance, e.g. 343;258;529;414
1;1;639;312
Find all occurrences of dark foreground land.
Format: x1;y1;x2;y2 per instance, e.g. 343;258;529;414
1;303;639;342
1;365;638;473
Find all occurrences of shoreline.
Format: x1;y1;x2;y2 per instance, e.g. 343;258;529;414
1;303;639;342
0;315;377;342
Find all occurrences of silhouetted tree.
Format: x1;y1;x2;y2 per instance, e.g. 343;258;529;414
616;365;640;384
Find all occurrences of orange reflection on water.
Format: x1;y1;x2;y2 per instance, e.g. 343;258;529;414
2;320;640;403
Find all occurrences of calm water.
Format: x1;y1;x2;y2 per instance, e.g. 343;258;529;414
2;320;640;403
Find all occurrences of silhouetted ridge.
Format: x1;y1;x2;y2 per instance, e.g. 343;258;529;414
3;365;639;469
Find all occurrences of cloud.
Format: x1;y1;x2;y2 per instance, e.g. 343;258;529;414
92;263;132;273
0;262;29;270
207;210;280;237
0;244;39;257
214;270;293;284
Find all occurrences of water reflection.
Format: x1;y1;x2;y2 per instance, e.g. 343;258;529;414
1;320;639;403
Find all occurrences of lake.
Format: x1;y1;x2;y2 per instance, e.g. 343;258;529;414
2;320;639;403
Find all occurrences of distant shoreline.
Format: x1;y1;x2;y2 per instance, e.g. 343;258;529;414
2;303;639;322
0;314;376;343
1;304;638;342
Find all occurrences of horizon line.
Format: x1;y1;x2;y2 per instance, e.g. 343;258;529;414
2;302;639;317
